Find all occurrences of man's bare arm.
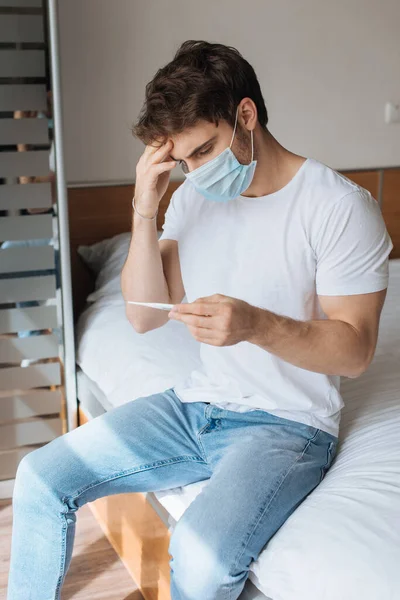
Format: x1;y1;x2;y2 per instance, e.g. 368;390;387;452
120;139;184;333
121;224;185;333
248;289;387;378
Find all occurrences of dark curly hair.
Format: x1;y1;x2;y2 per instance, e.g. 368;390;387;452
131;40;268;146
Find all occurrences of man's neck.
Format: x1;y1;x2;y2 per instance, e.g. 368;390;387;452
241;128;307;198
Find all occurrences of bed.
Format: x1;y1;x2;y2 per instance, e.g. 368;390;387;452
68;177;400;600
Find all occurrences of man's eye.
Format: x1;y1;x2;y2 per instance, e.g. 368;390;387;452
179;147;212;174
198;146;212;157
179;161;189;173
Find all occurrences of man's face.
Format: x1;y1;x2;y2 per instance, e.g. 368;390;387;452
168;115;251;174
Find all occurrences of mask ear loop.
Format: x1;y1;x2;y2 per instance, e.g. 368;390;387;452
230;106;255;163
229;107;239;148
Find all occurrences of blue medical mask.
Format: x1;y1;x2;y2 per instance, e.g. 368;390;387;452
184;107;257;202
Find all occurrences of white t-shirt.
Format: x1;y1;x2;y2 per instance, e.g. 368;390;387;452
159;157;393;436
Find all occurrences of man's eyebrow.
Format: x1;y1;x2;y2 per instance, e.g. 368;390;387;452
169;135;218;162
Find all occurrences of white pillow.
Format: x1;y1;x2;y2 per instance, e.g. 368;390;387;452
75;229;196;404
77;231;163;303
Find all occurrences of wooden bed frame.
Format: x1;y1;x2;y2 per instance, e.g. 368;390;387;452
68;167;400;600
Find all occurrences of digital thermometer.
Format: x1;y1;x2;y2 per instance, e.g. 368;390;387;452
127;301;175;311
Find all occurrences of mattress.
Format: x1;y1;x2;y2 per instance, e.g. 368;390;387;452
76;258;400;600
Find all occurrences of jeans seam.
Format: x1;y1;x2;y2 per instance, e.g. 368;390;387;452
196;423;211;463
227;428;320;600
319;440;336;483
62;454;206;507
55;516;68;599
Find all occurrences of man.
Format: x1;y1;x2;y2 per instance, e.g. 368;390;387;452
8;40;392;600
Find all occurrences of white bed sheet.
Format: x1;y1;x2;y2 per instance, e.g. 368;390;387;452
76;258;400;600
75;298;202;407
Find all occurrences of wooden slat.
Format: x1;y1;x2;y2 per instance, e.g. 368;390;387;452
0;50;45;78
0;214;52;241
0;390;61;421
0;306;58;334
0;118;48;145
382;169;400;259
0;334;58;363
0;275;56;303
0;84;47;112
0;417;62;451
0;363;61;391
0;150;50;178
340;170;380;200
0;245;55;274
0;182;52;210
0;15;44;43
0;0;41;5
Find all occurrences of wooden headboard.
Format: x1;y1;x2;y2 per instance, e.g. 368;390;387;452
68;168;399;322
67;180;183;319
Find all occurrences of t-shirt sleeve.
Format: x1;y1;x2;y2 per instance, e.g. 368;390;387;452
314;190;393;296
158;186;183;242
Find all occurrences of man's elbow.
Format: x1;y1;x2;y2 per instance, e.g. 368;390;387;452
125;310;166;334
126;315;151;335
131;322;150;335
346;349;375;379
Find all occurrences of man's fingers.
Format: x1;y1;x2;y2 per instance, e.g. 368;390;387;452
145;139;172;162
174;302;219;316
151;140;174;164
182;315;214;329
153;160;176;176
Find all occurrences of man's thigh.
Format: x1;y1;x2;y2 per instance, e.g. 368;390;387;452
169;421;336;596
14;388;212;507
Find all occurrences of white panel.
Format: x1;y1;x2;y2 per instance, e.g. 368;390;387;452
0;15;44;43
0;85;47;112
48;0;77;434
0;245;55;273
0;390;61;421
0;119;49;145
0;335;59;363
0;306;58;334
0;418;62;451
0;151;50;177
0;0;41;5
0;214;53;241
0;183;52;211
0;447;41;482
0;362;61;391
0;50;45;78
0;275;56;303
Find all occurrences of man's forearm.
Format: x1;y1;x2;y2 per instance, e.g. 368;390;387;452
247;307;371;378
121;208;170;331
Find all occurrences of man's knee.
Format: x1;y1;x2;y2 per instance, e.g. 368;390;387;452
168;517;243;599
13;441;66;508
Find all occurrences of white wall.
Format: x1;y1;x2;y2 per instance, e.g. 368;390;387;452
58;0;400;185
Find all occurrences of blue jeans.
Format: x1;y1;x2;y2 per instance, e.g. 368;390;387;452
7;388;338;600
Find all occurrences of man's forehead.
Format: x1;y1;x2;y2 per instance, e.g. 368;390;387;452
171;120;217;144
169;123;219;161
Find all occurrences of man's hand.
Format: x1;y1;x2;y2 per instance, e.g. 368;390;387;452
168;293;260;346
168;289;387;377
